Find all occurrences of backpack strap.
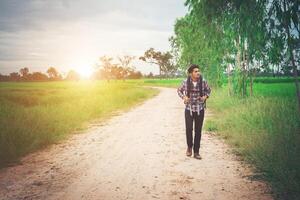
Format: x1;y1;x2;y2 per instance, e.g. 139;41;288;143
187;75;203;98
187;76;191;98
199;74;203;97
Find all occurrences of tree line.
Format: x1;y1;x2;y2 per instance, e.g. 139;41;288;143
92;55;142;81
0;65;143;82
0;50;181;82
0;67;64;82
170;0;300;110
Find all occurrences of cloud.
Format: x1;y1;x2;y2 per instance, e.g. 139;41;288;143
0;0;187;75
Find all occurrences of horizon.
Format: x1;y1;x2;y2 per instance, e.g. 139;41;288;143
0;0;188;77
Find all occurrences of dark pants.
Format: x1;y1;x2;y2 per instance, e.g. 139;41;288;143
185;108;205;153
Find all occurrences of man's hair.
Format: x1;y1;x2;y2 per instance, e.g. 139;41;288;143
186;64;203;98
187;64;199;74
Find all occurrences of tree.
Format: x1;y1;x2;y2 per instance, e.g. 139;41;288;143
0;74;10;82
147;72;154;78
95;56;115;81
30;72;48;81
9;72;20;81
180;0;268;92
65;70;80;81
180;0;300;110
267;0;300;111
47;67;61;80
117;55;135;81
19;67;29;81
118;55;135;70
93;55;140;81
139;48;176;77
110;65;125;79
171;11;226;87
127;70;143;79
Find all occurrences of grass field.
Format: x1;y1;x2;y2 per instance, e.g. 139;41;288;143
0;78;299;199
0;80;159;166
206;83;299;199
140;78;300;199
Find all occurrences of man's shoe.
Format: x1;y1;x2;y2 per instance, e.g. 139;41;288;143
186;147;192;157
194;153;202;159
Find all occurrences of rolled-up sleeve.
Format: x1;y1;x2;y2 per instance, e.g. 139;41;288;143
177;80;186;99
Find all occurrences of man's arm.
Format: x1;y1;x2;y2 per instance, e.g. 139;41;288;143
177;80;186;99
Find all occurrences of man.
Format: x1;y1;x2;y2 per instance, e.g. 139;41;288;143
177;64;211;159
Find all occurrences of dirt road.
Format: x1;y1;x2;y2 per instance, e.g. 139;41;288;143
0;87;273;200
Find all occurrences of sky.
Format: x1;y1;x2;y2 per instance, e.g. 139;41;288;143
0;0;188;77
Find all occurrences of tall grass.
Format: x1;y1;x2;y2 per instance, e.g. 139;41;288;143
1;78;299;199
137;78;300;198
0;80;159;166
205;83;300;199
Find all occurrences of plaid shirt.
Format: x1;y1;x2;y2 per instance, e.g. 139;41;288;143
177;77;211;115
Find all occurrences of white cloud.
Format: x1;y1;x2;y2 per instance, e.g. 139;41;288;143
0;0;187;75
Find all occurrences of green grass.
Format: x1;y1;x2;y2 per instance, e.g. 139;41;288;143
252;76;300;83
222;76;300;84
252;82;297;97
135;78;300;199
0;80;159;166
204;82;300;200
1;78;299;199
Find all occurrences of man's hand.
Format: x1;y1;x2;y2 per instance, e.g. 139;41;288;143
199;95;208;102
183;96;190;104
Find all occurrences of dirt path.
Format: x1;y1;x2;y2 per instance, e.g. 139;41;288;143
0;87;273;200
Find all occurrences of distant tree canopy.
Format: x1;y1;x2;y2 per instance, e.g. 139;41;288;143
139;48;177;77
93;55;143;81
0;56;145;82
47;67;62;80
19;67;29;78
0;67;63;82
65;70;80;81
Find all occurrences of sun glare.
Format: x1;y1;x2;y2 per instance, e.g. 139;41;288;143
70;57;95;79
75;65;93;79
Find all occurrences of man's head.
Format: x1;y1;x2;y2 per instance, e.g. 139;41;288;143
187;64;200;80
